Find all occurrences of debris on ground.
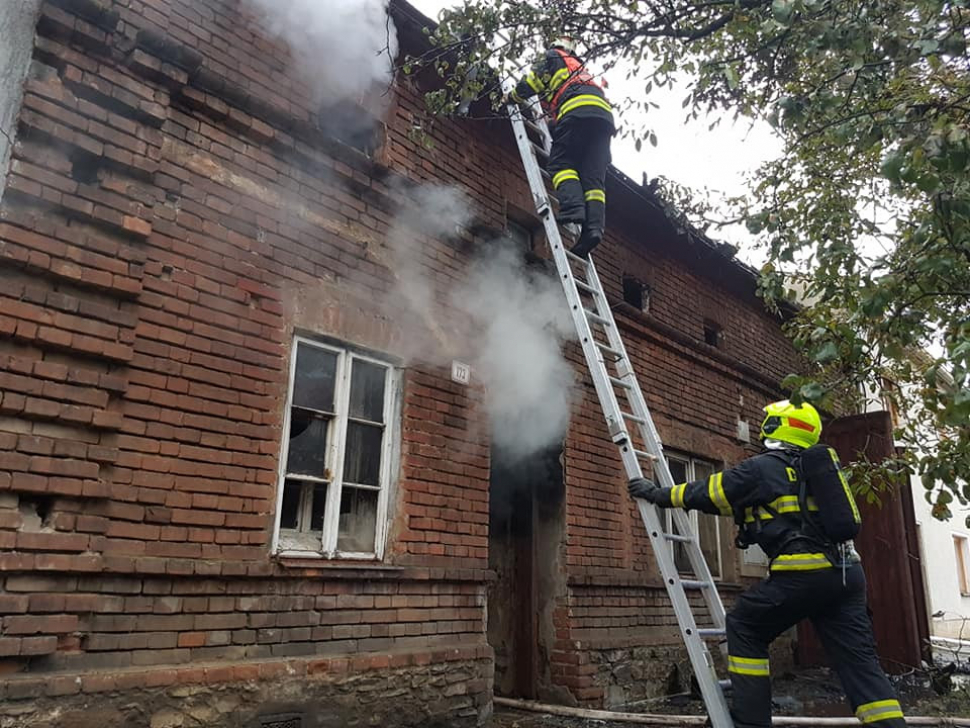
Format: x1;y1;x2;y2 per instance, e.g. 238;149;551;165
487;667;970;727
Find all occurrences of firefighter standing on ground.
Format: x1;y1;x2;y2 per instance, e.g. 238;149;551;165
629;400;906;728
509;37;614;258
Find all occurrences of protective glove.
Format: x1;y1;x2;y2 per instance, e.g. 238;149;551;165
628;477;666;505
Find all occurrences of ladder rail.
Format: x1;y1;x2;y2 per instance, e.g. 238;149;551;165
505;100;735;728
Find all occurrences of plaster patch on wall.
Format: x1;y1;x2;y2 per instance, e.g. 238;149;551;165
0;0;43;202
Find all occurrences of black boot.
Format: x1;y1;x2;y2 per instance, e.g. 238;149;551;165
570;227;602;259
571;196;605;258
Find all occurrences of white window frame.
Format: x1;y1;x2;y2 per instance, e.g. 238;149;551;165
271;336;399;560
665;453;727;579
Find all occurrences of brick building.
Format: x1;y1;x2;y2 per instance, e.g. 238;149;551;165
0;0;804;726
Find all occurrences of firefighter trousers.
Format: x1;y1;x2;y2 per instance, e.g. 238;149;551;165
726;562;905;728
547;115;612;250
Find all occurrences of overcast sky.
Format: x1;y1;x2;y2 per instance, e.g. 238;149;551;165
407;0;784;261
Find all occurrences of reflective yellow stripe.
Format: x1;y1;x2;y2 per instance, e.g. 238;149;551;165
728;655;769;677
856;699;904;724
770;553;833;571
743;496;819;522
552;169;579;188
830;448;862;524
708;472;731;516
526;72;544;94
670;484;687;508
584;189;606;203
557;94;612;119
550;67;570;90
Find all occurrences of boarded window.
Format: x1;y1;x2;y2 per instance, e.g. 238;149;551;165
276;339;396;558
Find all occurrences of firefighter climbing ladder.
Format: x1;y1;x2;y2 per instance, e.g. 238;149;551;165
505;97;735;728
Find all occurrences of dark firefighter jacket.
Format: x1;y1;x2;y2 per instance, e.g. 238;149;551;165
659;448;837;572
512;48;614;129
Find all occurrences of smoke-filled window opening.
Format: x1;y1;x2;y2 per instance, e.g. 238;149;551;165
622;275;650;313
274;336;398;558
665;453;728;580
505;218;535;254
316;100;387;157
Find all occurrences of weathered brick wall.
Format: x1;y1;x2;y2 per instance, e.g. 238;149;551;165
0;0;503;725
0;0;808;721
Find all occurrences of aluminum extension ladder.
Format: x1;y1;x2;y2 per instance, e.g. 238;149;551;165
505;98;735;728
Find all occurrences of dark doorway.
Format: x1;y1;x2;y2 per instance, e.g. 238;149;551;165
487;442;565;699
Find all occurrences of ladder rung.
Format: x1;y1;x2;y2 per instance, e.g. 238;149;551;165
622;411;645;424
609;376;632;390
634;449;658;462
663;532;693;543
585;309;611;326
565;249;589;266
575;279;599;295
523;117;545;136
532;143;549;159
698;628;726;638
681;579;713;590
719;679;733;691
596;342;623;359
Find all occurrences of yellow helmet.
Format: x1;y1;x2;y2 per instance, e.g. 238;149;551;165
760;400;822;448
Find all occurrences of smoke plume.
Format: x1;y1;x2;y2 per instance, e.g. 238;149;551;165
244;0;398;106
386;184;576;462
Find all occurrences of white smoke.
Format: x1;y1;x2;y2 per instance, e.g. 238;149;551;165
455;244;576;461
386;184;576;462
244;0;398;105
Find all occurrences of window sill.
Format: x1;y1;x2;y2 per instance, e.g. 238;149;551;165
272;556;494;583
276;553;397;571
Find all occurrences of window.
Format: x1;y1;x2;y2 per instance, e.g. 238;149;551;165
623;276;650;312
703;320;722;348
274;337;397;558
954;535;970;596
317;101;384;156
506;219;535;254
666;455;728;579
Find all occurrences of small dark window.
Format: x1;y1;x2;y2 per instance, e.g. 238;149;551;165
318;102;383;155
623;276;649;312
704;320;722;347
506;219;534;253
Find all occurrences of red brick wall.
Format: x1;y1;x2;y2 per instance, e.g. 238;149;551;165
0;0;805;720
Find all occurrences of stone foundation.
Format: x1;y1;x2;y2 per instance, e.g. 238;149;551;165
0;650;494;728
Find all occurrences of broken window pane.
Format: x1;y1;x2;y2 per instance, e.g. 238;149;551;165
310;483;328;532
668;458;688;484
293;345;338;412
279;479;303;530
337;487;378;553
350;359;387;422
343;422;383;486
286;411;329;477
